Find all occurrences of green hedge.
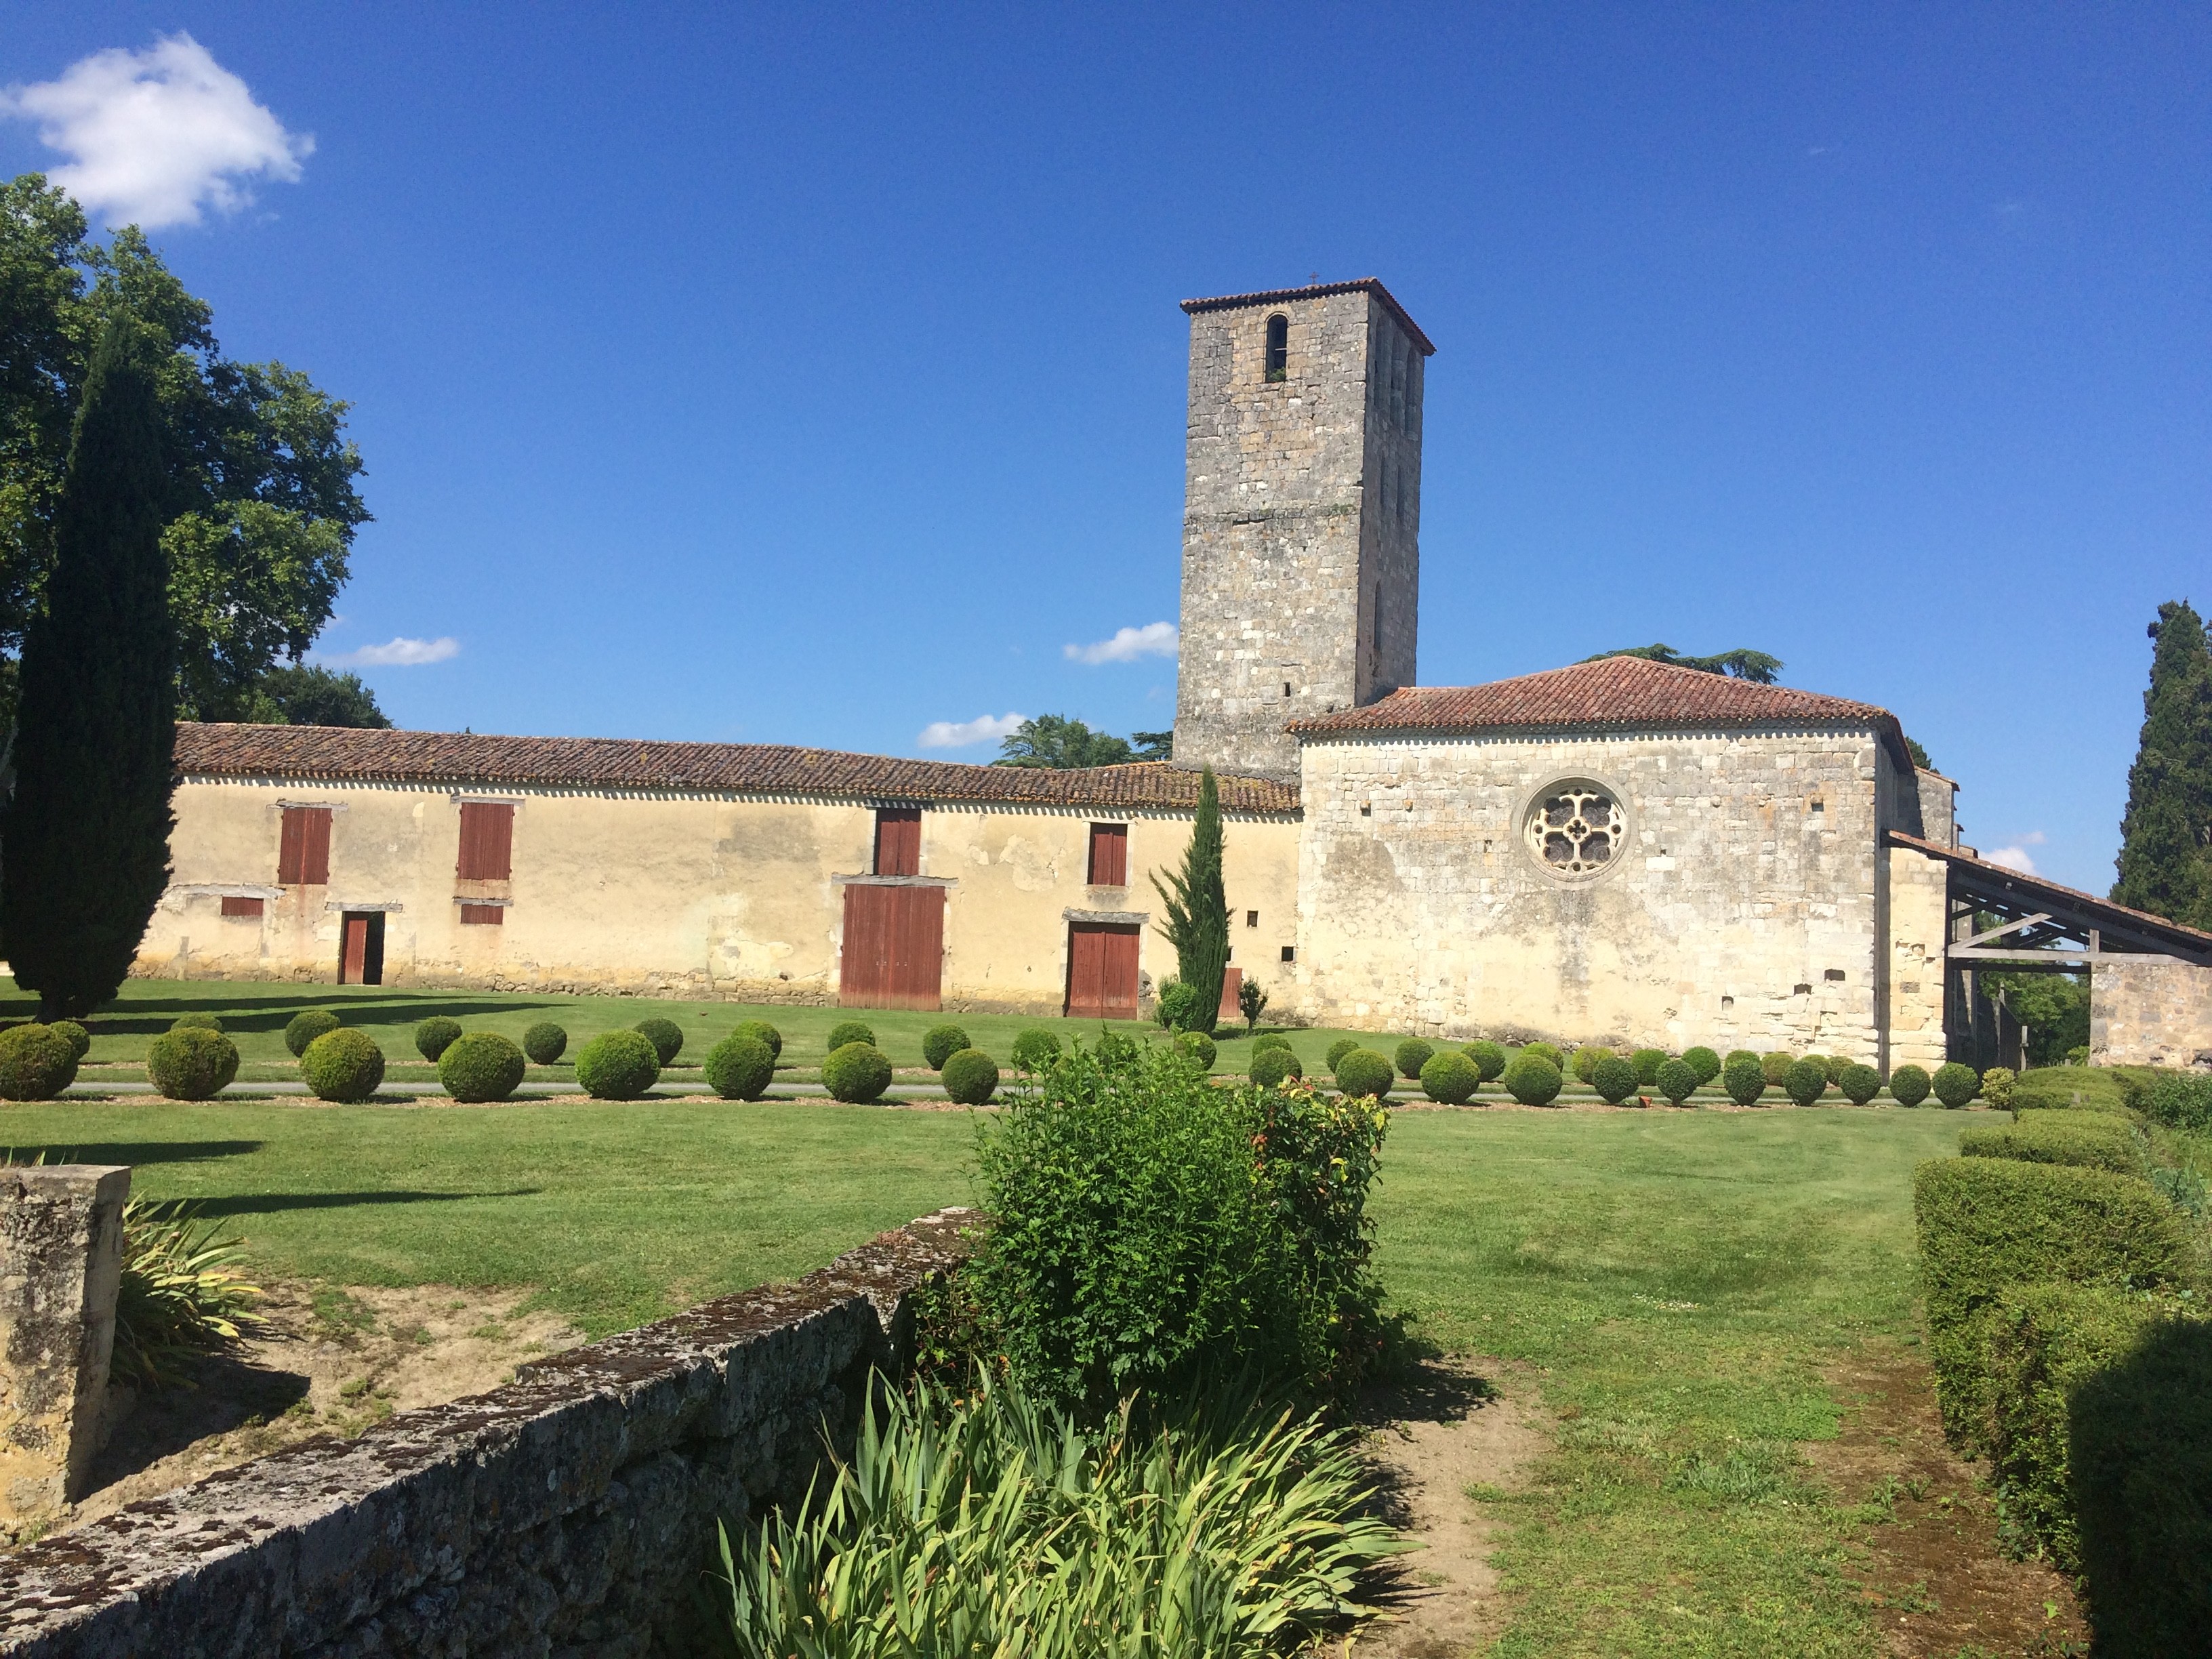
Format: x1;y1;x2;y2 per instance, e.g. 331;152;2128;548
439;1032;525;1103
47;1019;90;1063
1913;1157;2192;1447
1839;1062;1882;1105
575;1031;660;1100
1722;1056;1767;1107
170;1013;222;1033
1420;1050;1479;1104
302;1029;385;1103
414;1017;464;1062
1683;1046;1722;1084
1759;1051;1793;1084
0;1025;80;1100
1519;1042;1563;1070
704;1034;776;1100
941;1049;1000;1106
523;1021;568;1065
1333;1049;1393;1100
1591;1054;1639;1105
1570;1046;1607;1084
1393;1038;1434;1082
2010;1066;2131;1115
286;1009;341;1057
823;1042;893;1103
1959;1109;2145;1177
1631;1048;1667;1086
2134;1070;2212;1133
733;1019;783;1060
1250;1047;1303;1088
922;1025;971;1070
1783;1057;1830;1107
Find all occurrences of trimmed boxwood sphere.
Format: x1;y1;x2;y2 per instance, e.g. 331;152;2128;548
523;1021;569;1065
705;1034;776;1100
1420;1049;1479;1104
1503;1055;1564;1107
1683;1046;1723;1084
1760;1051;1794;1084
47;1019;91;1062
1519;1042;1564;1070
1631;1048;1667;1086
576;1031;660;1100
1840;1062;1883;1106
1571;1046;1607;1084
0;1025;79;1100
1324;1037;1361;1071
1723;1056;1768;1107
171;1012;222;1033
633;1017;684;1065
827;1020;876;1052
303;1028;386;1102
1819;1054;1849;1084
922;1025;970;1070
1466;1040;1508;1082
941;1048;999;1105
1010;1028;1061;1071
1174;1030;1217;1069
1591;1054;1640;1105
1724;1049;1759;1071
1334;1048;1395;1100
415;1017;464;1061
734;1019;783;1059
1252;1032;1293;1057
1655;1057;1700;1106
1394;1038;1435;1082
441;1032;526;1103
1932;1061;1981;1109
1250;1047;1303;1087
1889;1063;1932;1107
823;1042;893;1103
286;1009;341;1057
1784;1057;1830;1107
148;1027;240;1100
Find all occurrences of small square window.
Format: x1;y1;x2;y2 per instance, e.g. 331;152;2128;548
460;903;505;926
1246;909;1259;928
1794;982;1812;996
1279;945;1296;964
1359;802;1372;817
1824;968;1846;982
220;895;264;918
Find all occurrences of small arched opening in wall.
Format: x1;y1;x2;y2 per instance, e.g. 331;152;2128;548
1263;313;1288;382
1521;775;1633;884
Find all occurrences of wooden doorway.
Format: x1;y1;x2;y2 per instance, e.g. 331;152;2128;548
840;884;944;1010
339;912;385;985
1065;923;1141;1021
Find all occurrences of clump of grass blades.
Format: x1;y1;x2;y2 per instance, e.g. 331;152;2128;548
112;1198;268;1388
716;1368;1399;1658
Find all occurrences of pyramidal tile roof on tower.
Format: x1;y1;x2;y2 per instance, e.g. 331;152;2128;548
171;723;1301;814
1286;655;1914;767
1180;279;1435;356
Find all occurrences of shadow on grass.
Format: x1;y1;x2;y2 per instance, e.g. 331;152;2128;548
41;992;573;1037
186;1188;539;1218
1;1139;265;1166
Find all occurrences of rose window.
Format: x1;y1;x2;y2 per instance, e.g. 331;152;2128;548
1527;785;1622;877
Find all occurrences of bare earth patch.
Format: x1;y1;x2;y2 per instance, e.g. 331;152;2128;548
47;1279;581;1539
1809;1339;2088;1656
1352;1356;1548;1658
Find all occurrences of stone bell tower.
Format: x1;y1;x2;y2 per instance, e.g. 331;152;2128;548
1172;279;1433;780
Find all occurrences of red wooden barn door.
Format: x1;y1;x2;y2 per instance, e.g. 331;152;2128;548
1065;923;1140;1020
1218;966;1244;1025
840;885;944;1010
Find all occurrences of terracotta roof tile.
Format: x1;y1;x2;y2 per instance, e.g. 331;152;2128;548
1180;279;1435;355
172;724;1300;815
1288;655;1912;766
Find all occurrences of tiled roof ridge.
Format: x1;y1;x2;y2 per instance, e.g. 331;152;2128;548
170;723;1300;815
1179;278;1435;355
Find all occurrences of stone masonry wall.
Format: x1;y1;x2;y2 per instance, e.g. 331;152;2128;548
2091;959;2212;1069
0;1208;975;1659
1294;726;1889;1055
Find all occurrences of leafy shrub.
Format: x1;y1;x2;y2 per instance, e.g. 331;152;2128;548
1683;1046;1722;1084
1959;1109;2145;1176
633;1017;684;1065
733;1019;783;1059
1252;1032;1293;1057
941;1049;1000;1105
1913;1156;2191;1446
1174;1030;1217;1070
1011;1028;1061;1072
522;1021;567;1065
1570;1046;1607;1084
1393;1038;1434;1082
2135;1070;2212;1132
146;1027;239;1100
413;1017;464;1061
827;1019;876;1052
970;1038;1389;1408
1822;1054;1850;1084
1324;1037;1360;1071
1722;1056;1767;1106
1504;1055;1563;1107
823;1042;893;1103
1723;1048;1758;1071
1631;1048;1667;1086
2072;1314;2212;1654
1759;1051;1793;1084
717;1371;1398;1658
574;1030;659;1100
1519;1042;1563;1070
48;1019;90;1062
1250;1047;1303;1088
705;1035;776;1100
1975;1065;2015;1111
285;1009;340;1057
1839;1063;1882;1105
1154;981;1206;1032
0;1025;79;1100
923;1024;971;1069
302;1028;386;1102
439;1032;526;1103
1420;1050;1479;1104
1932;1061;1980;1109
170;1013;222;1033
1654;1058;1699;1106
1465;1040;1507;1082
1591;1055;1639;1105
1784;1058;1830;1107
2011;1065;2132;1115
1332;1048;1393;1100
110;1197;266;1389
1890;1063;1932;1107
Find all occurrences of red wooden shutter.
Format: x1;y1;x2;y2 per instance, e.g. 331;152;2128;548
874;808;922;876
457;803;514;880
279;808;331;884
1087;823;1128;886
459;903;505;926
220;895;264;918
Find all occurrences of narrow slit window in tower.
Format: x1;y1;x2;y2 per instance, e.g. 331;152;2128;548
1263;314;1288;382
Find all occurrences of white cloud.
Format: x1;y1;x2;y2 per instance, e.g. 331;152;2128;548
1986;846;2039;875
322;636;460;668
1064;621;1179;665
3;34;312;229
918;712;1025;750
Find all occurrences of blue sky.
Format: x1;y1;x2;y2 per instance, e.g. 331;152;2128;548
5;4;2207;892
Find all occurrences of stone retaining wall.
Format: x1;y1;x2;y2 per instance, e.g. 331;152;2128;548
0;1207;975;1658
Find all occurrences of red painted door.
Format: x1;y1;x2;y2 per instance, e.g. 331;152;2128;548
840;885;944;1009
1218;966;1244;1025
1065;923;1140;1020
340;914;370;983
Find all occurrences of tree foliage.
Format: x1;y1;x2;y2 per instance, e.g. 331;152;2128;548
1984;971;2093;1068
994;714;1136;769
1150;766;1230;1036
1583;642;1782;683
2112;601;2212;929
0;174;367;725
239;663;390;728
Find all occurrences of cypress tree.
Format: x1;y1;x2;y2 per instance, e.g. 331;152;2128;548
1152;765;1231;1035
2112;601;2212;929
2;314;176;1018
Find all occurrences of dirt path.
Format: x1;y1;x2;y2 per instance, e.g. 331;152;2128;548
1351;1357;1547;1658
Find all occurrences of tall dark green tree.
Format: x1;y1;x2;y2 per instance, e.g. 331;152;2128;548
1151;766;1230;1036
3;314;176;1017
2112;601;2212;929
